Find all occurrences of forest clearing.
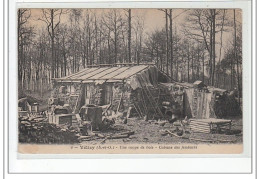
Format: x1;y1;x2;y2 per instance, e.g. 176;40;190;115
18;8;243;146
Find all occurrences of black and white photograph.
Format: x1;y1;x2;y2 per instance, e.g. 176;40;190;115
17;8;243;154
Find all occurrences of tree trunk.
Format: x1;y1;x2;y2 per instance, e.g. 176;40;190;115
202;52;205;83
217;10;226;87
191;51;194;82
138;34;142;65
88;28;91;65
165;9;169;75
169;9;173;78
234;9;240;107
197;47;200;80
187;45;190;83
209;17;213;85
212;9;216;86
99;31;102;64
108;30;111;64
95;16;98;64
51;9;55;78
114;16;118;64
156;45;160;70
128;9;132;63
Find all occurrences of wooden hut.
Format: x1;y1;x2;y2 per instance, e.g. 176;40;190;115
51;65;171;118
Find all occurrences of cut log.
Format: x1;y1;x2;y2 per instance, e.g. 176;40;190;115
78;135;92;139
95;133;105;138
108;134;129;139
118;131;135;136
165;130;184;138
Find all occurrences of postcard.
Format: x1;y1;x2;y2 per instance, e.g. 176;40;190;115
17;8;244;154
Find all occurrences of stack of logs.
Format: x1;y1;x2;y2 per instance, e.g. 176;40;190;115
189;120;211;134
19;117;80;144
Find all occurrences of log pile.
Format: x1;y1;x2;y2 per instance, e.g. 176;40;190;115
19;118;79;144
189;119;232;134
214;93;241;118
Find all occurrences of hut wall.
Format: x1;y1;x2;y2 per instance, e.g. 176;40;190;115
87;83;114;106
50;82;84;113
161;83;184;117
88;84;103;105
111;83;131;113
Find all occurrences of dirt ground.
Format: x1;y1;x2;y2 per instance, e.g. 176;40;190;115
82;116;243;145
20;91;243;145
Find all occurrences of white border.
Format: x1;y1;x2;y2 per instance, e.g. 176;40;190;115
7;0;253;174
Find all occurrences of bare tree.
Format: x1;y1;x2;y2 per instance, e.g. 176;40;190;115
39;9;63;78
18;9;32;89
159;9;169;74
216;9;226;87
234;9;240;106
125;9;132;63
183;9;219;85
103;10;125;64
169;9;173;78
133;13;145;64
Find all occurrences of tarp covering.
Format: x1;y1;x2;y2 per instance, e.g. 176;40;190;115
184;88;216;119
127;66;158;90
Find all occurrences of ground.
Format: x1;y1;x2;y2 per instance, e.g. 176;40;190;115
20;91;243;145
82;116;243;145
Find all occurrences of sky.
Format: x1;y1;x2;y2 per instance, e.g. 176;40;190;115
24;8;242;61
27;8;187;32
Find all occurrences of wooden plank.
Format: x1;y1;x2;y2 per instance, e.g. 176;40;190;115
112;65;148;80
190;121;210;125
190;124;210;127
191;131;211;134
190;128;210;132
191;129;211;133
190;119;210;122
140;89;148;114
116;92;124;114
190;121;211;125
135;103;144;117
190;126;210;130
144;86;164;118
192;131;211;133
190;123;210;127
133;103;142;118
190;124;210;128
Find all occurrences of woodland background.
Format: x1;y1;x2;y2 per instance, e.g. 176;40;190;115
18;8;242;98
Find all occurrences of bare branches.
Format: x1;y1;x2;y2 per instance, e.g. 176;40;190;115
18;8;242;91
54;9;63;30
